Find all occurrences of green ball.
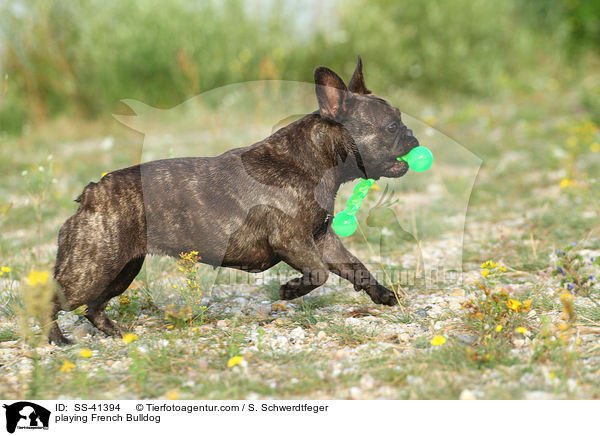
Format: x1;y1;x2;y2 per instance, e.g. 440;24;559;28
332;211;358;237
399;146;433;172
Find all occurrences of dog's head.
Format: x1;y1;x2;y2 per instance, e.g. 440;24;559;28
314;56;419;180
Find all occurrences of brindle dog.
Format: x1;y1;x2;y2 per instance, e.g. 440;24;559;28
50;56;419;344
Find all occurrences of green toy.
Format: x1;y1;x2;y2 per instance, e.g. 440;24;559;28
332;146;433;237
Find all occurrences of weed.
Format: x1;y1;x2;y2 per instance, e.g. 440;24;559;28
460;261;535;365
552;243;599;302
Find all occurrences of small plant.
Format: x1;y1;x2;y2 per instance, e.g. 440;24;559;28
552;243;599;303
18;269;54;396
531;291;579;378
117;287;155;320
560;120;600;188
460;261;534;364
166;251;208;329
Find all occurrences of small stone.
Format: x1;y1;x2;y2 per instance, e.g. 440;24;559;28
360;374;376;390
398;333;410;342
513;338;525;348
449;288;466;297
334;349;350;361
344;318;362;327
448;300;463;311
414;308;429;318
216;319;229;329
459;389;476;400
72;324;95;341
290;326;306;341
524;391;554;400
349;386;362;399
274;335;289;348
456;334;477;345
317;331;327;341
406;375;423;386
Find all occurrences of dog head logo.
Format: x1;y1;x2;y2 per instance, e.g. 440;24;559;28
2;402;50;433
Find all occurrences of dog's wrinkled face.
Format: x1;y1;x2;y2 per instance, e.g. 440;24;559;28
341;94;419;179
314;56;419;180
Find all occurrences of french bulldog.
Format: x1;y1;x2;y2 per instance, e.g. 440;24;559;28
50;56;419;344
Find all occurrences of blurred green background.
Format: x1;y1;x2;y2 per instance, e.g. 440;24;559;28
0;0;599;272
1;0;600;401
1;0;599;134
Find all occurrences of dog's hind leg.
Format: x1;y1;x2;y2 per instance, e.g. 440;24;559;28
85;256;146;337
48;294;72;345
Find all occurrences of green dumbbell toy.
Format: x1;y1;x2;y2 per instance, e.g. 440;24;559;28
332;146;433;237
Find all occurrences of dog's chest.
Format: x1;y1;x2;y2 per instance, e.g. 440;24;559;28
312;211;333;239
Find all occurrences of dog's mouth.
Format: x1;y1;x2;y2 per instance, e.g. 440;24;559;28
382;159;409;177
382;135;419;177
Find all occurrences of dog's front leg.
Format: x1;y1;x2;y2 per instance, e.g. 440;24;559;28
273;237;330;300
317;230;399;306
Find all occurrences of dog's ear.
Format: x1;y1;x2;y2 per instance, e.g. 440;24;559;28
348;55;370;95
314;66;348;120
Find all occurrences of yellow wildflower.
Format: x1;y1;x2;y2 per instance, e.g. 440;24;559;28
566;136;578;148
495;325;503;332
507;299;522;311
499;266;507;272
591;142;600;153
557;323;569;331
60;360;75;373
122;333;139;344
430;335;446;346
79;348;93;358
26;270;50;286
1;266;10;273
559;291;573;302
481;268;490;278
165;390;179;400
515;327;528;335
560;178;574;189
227;355;244;368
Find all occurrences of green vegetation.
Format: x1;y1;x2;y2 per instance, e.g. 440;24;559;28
1;0;599;134
1;0;599;399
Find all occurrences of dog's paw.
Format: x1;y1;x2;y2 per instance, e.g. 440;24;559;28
367;284;400;306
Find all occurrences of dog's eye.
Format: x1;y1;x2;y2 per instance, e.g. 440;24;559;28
387;122;398;133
